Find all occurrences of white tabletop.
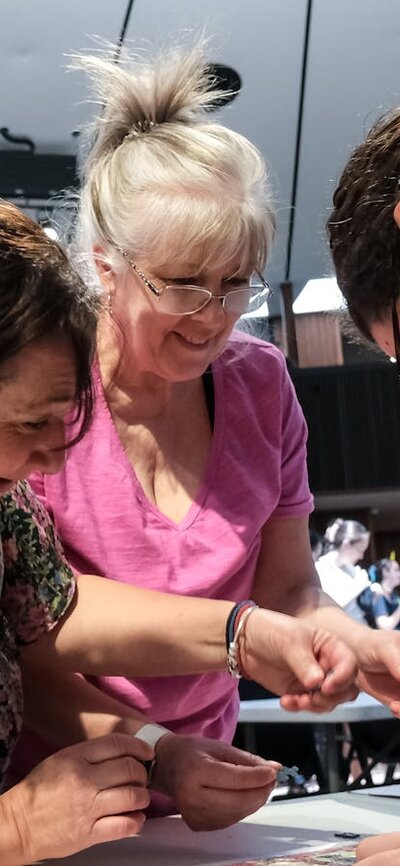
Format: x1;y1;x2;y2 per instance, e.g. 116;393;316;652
38;790;400;866
238;692;393;724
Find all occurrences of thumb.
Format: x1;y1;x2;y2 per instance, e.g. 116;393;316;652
283;638;325;692
215;743;281;772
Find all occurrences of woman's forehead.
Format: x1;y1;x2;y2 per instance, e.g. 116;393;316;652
143;242;256;275
0;340;76;407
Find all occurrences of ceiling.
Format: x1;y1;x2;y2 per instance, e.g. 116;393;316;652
2;0;400;316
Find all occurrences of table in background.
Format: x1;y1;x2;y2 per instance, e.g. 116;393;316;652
38;790;400;866
238;692;393;793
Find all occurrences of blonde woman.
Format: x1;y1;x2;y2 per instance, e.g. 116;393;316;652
14;42;400;817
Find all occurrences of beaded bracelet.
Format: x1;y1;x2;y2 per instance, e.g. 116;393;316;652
226;600;258;678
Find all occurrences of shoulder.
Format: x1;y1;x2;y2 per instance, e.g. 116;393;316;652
0;481;75;643
0;480;56;541
316;553;340;575
218;330;289;384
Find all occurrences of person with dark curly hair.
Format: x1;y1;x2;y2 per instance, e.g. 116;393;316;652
328;108;400;866
328;108;400;353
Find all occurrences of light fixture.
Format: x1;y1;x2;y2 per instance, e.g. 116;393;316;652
292;277;344;315
205;64;241;110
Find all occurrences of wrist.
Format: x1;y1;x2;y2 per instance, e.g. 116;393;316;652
134;723;174;789
134;722;171;748
226;600;259;678
146;731;177;794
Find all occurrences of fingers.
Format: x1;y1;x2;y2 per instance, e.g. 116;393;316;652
92;812;147;845
280;684;358;713
356;850;400;865
389;699;400;718
77;733;153;765
183;784;276;831
198;758;278;792
357;834;400;861
200;741;281;772
318;648;358;696
95;784;151;817
282;641;325;691
91;755;148;791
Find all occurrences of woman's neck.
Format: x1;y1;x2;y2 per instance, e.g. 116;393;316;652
329;549;353;569
96;323;173;417
96;338;205;425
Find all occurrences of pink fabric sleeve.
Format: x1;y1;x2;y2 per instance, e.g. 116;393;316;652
272;357;313;518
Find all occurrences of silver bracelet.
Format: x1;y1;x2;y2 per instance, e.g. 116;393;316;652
227;604;258;678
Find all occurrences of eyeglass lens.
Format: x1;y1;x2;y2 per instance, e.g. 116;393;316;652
158;282;269;316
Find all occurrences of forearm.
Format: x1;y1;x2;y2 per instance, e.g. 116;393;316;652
301;594;368;652
252;573;319;616
251;516;321;617
21;663;151;748
0;794;25;866
25;574;233;676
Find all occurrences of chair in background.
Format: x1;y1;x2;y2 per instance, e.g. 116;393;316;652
344;719;400;788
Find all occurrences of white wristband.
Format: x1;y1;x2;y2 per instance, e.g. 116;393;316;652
134;723;171;748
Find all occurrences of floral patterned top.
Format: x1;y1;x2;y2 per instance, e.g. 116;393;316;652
0;481;75;785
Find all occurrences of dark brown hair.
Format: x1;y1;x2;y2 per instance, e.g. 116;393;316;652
325;518;368;550
373;558;393;584
327;109;400;341
0;199;99;441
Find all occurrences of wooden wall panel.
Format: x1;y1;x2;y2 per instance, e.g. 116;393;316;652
295;313;343;368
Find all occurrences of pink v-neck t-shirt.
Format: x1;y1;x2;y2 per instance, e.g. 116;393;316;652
14;332;313;772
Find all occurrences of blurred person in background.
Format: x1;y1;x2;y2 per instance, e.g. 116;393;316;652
316;519;371;623
309;529;324;562
360;559;400;630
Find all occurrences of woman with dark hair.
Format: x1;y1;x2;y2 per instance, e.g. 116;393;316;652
367;559;400;631
327;109;400;866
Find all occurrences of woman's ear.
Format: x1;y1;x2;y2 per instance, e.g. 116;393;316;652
393;200;400;229
93;244;116;293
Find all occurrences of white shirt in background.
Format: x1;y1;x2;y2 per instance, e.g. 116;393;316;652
316;551;370;623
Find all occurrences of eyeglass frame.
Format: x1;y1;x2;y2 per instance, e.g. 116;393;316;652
392;297;400;381
116;246;272;316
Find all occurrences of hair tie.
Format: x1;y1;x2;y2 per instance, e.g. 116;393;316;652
124;119;156;142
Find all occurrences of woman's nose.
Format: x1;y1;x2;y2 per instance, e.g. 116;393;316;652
193;293;226;322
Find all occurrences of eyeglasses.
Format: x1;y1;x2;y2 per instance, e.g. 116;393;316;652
392;298;400;382
117;248;272;317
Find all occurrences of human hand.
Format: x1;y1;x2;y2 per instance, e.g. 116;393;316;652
0;734;153;864
357;832;400;863
353;630;400;715
151;733;280;830
243;608;358;712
